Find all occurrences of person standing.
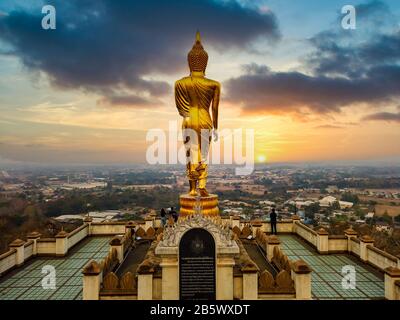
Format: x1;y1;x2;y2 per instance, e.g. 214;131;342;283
170;207;178;223
160;208;167;227
270;208;277;235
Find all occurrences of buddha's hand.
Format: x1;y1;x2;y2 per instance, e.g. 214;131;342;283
212;129;218;142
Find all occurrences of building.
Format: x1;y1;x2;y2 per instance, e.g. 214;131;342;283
375;222;392;233
339;201;354;210
1;212;400;300
319;196;337;207
54;211;123;223
366;212;375;219
326;185;339;194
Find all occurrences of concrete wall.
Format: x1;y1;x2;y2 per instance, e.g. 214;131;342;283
24;241;34;260
233;275;243;300
294;222;317;247
153;277;162;300
262;220;293;233
91;223;126;235
367;246;397;270
37;239;57;255
0;250;17;275
0;221;135;279
350;238;360;256
328;237;348;252
68;225;89;249
291;222;399;274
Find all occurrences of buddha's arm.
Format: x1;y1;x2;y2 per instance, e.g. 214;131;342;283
212;82;221;129
175;81;190;117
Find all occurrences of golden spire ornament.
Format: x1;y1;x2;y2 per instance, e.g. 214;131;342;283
187;31;209;73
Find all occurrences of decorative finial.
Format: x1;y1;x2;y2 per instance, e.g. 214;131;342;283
196;30;201;43
188;30;208;72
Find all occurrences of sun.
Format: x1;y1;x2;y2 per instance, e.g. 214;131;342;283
257;154;267;163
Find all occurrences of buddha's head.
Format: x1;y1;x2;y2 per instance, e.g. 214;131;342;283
187;31;208;73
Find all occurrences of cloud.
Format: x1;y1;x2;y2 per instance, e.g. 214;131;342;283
225;63;400;114
363;112;400;122
315;125;344;130
225;1;400;115
98;94;155;107
0;0;280;107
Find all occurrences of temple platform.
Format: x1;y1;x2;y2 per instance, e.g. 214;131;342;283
179;194;219;217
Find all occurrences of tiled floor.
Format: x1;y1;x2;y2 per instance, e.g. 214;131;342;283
0;237;111;300
279;235;385;300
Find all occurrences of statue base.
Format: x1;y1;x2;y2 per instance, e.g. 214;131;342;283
179;194;219;217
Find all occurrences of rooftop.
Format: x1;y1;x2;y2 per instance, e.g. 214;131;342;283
0;237;111;300
279;235;384;300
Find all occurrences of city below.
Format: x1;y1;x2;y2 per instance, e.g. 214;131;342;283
1;164;399;256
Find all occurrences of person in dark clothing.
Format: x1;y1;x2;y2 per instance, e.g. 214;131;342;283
170;207;178;223
160;208;167;227
270;208;277;235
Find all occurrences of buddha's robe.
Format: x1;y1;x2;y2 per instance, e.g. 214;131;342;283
175;74;220;181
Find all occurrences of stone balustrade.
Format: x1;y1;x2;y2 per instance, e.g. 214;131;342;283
384;267;400;300
0;220;133;277
291;260;313;300
2;213;400;300
228;215;400;284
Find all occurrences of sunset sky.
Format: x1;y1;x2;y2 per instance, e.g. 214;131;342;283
0;0;400;165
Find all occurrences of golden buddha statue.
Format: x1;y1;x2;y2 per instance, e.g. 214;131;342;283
175;31;221;198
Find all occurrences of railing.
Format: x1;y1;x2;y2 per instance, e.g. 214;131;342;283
261;220;293;234
67;224;89;249
36;238;56;255
0;249;17;275
121;229;133;254
328;235;348;252
0;220;148;279
91;222;127;235
294;222;317;247
24;240;34;260
366;245;397;270
349;237;360;255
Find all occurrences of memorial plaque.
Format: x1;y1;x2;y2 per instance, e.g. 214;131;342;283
179;228;216;300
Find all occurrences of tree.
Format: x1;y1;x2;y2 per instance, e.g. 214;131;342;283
305;202;320;220
381;212;393;225
341;192;359;204
331;201;341;211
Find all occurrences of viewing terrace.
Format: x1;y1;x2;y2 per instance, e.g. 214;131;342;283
0;213;398;300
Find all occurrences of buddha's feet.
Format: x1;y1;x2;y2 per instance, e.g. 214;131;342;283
199;188;209;197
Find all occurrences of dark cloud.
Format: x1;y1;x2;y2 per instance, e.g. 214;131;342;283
363;112;400;122
225;64;400;114
225;1;400;115
305;1;400;79
0;0;280;107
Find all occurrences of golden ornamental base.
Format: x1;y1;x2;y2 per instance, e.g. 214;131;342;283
179;194;219;217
